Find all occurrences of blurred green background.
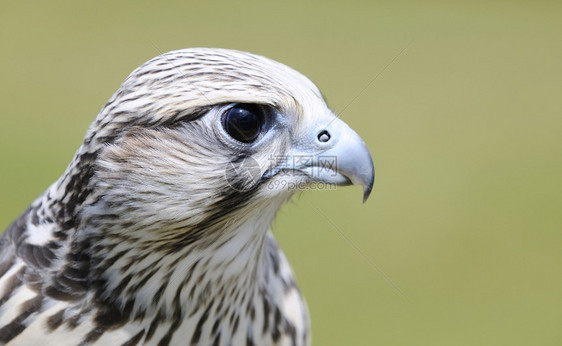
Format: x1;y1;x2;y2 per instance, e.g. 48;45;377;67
1;1;561;345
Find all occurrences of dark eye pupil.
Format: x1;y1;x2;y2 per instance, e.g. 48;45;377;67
224;105;262;143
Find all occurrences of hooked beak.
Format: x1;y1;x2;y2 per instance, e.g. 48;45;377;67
268;116;375;202
304;118;374;202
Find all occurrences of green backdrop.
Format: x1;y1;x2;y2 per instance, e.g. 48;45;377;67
1;1;561;345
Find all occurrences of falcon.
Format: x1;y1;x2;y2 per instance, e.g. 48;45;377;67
0;48;374;345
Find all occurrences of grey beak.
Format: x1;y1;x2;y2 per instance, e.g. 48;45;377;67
315;119;374;202
329;133;374;202
296;117;375;202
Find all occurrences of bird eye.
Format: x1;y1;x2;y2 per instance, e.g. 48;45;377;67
223;105;263;143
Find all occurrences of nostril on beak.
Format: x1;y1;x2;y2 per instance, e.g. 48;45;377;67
317;130;331;143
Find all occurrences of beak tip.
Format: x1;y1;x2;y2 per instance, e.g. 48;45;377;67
362;182;373;204
361;165;375;203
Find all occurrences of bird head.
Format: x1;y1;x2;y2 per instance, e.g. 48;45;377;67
67;48;374;242
10;48;375;327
